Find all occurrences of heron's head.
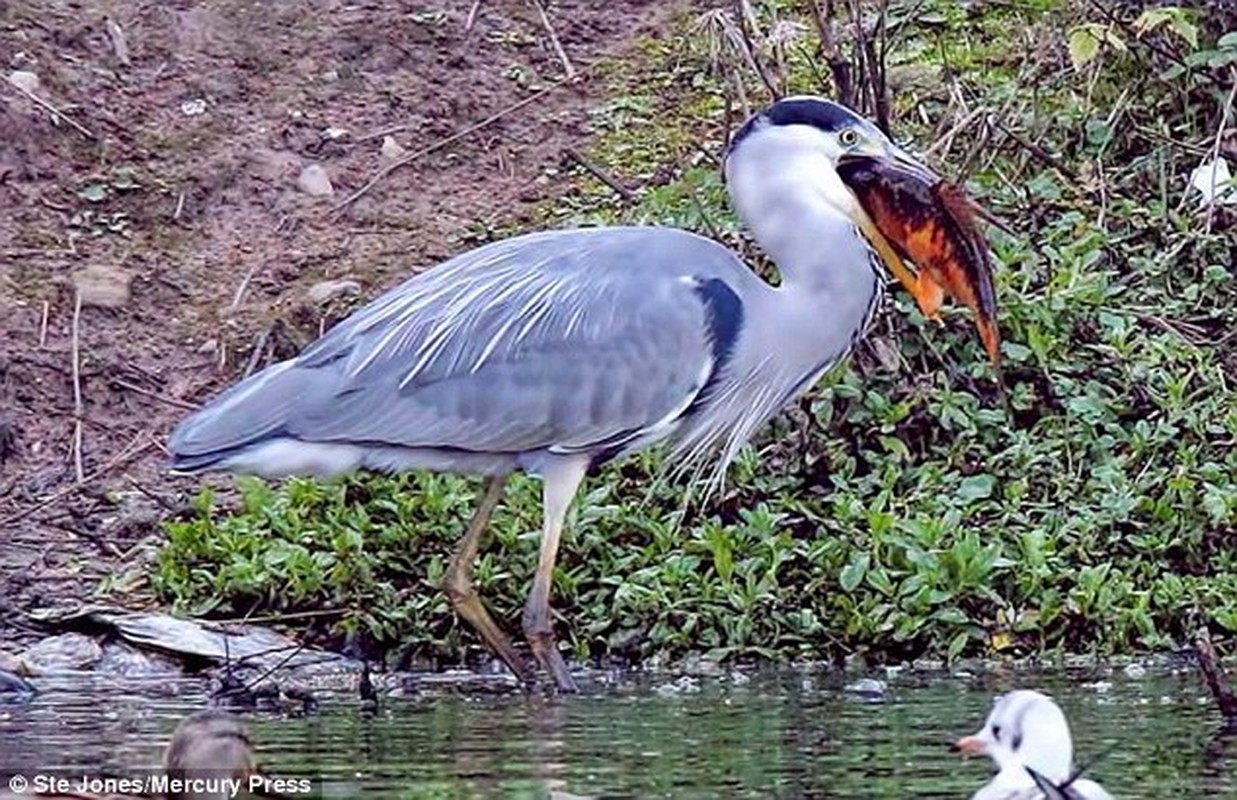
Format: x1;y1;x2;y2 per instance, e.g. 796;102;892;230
953;690;1074;783
724;96;1001;366
724;95;935;218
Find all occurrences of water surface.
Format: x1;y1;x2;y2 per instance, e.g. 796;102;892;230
1;667;1231;798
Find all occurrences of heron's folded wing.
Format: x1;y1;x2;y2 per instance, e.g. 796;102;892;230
171;229;742;460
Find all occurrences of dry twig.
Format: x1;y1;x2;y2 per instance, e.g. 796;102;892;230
229;261;264;311
109;378;200;412
332;78;575;212
532;0;577;80
1203;79;1237;234
563;146;634;201
70;293;85;482
465;0;483;33
104;16;130;65
732;0;779;99
38;301;49;347
0;437;156;529
4;79;95;139
243;326;274;378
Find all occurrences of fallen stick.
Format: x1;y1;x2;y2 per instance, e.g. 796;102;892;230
70;292;85;482
533;0;577;80
465;0;483;33
563;146;634;201
4;79;95;139
0;437;156;528
109;377;201;411
38;300;49;347
332;77;577;213
1197;628;1237;729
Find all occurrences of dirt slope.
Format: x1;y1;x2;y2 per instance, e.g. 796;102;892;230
0;0;684;645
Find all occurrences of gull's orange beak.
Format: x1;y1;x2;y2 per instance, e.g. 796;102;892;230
952;734;988;757
838;149;1002;368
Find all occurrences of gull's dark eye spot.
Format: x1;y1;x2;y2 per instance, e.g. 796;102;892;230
839;128;859;147
991;724;1002;741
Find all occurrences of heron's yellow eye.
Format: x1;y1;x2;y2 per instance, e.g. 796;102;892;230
839;128;859;147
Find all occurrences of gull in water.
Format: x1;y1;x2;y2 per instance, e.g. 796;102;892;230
954;689;1114;800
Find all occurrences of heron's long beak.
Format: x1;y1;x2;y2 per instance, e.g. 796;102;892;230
838;144;1002;368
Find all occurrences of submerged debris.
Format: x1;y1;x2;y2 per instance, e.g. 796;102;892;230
0;669;36;702
21;632;102;672
26;606;357;675
843;677;889;702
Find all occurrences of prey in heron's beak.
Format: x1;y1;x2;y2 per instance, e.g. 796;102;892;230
838;145;1002;368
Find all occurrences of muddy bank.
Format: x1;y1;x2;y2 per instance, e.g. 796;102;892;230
1;0;684;647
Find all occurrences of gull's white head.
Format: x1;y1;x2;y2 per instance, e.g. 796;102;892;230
955;690;1074;782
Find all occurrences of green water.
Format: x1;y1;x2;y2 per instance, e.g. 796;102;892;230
1;667;1232;798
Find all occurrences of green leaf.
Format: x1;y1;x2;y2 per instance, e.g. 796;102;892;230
947;631;970;661
1134;7;1198;49
867;567;895;596
1135;8;1176;35
1003;342;1032;363
1068;25;1103;70
958;474;997;503
839;553;869;592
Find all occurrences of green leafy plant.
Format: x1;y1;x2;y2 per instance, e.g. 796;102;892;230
156;0;1236;668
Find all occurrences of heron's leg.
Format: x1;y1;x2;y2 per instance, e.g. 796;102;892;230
442;475;533;686
522;455;588;693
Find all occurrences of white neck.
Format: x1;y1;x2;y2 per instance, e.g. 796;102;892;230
725;123;872;294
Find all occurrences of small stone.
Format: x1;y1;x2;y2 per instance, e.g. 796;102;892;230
72;264;133;308
0;651;33;677
196;338;218;355
321;126;349;141
380;135;407;160
297;163;334;197
1123;662;1148;679
306;278;361;305
844;677;888;701
180;98;208;116
22;633;102;672
7;70;40;94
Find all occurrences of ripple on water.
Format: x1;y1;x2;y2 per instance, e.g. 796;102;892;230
0;668;1230;799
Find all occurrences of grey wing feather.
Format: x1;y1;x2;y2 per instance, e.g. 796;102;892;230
170;227;746;464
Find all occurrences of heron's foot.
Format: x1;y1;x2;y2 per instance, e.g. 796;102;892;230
445;584;537;687
526;630;578;694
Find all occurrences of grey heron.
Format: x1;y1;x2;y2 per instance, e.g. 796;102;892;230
954;690;1114;800
169;96;999;693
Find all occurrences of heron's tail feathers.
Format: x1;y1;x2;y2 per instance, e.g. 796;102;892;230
168;362;307;473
